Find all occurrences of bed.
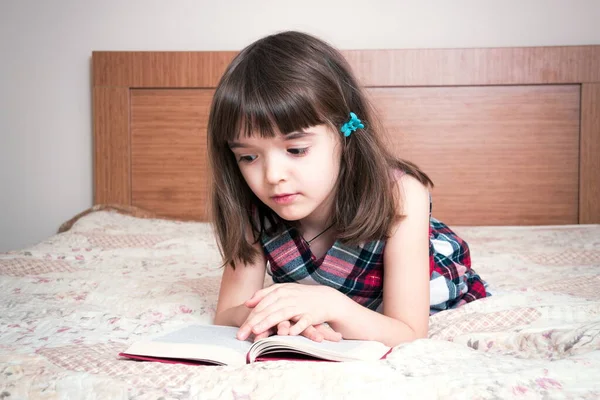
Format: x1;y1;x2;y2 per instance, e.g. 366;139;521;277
1;44;599;398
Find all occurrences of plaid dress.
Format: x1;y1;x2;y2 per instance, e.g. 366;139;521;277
260;209;489;314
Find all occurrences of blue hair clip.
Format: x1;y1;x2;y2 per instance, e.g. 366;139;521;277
340;112;364;137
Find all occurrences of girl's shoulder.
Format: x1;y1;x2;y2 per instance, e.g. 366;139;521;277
388;168;432;222
392;168;430;203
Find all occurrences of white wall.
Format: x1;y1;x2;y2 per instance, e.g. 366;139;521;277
1;0;599;251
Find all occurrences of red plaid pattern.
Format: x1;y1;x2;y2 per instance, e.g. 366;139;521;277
261;216;489;314
429;217;489;313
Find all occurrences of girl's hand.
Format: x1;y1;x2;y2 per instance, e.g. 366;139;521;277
251;326;276;341
252;320;342;342
276;319;342;342
236;283;338;341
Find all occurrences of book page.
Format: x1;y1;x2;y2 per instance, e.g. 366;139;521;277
154;324;252;354
250;335;391;362
123;324;253;366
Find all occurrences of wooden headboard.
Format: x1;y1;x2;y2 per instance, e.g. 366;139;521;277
92;46;600;226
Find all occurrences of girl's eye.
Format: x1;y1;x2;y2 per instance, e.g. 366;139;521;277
238;155;257;163
287;148;309;156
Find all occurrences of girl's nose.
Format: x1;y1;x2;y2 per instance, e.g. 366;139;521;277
264;156;286;184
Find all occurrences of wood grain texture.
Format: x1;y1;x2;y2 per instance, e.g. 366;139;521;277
345;46;600;86
93;51;237;88
92;46;600;88
93;46;600;88
370;85;580;225
580;83;600;224
126;85;580;225
93;87;130;205
91;45;600;225
130;89;213;220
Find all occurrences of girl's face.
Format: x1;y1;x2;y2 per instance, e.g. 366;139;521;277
229;124;342;226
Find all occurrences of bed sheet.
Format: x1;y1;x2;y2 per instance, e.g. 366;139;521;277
1;210;599;399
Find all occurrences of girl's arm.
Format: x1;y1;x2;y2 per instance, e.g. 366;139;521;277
236;174;431;347
328;174;431;345
213;231;267;327
215;228;344;343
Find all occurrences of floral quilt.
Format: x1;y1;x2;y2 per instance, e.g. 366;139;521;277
1;210;599;399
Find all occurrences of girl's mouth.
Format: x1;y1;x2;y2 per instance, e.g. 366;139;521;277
271;193;298;204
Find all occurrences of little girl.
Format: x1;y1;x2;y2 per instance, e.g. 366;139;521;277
209;31;488;347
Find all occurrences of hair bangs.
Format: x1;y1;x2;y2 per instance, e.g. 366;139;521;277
233;77;326;141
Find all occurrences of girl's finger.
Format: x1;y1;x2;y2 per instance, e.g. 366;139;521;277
277;321;291;335
244;283;290;308
244;288;270;308
288;314;313;336
253;327;275;342
315;323;342;342
245;284;288;309
245;288;283;313
244;288;271;308
250;305;299;335
300;325;324;342
238;299;293;340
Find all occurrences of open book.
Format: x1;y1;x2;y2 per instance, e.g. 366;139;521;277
119;324;392;366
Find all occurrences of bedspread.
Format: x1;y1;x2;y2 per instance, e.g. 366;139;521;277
1;210;599;399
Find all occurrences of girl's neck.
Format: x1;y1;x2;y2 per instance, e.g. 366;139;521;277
302;228;336;260
298;218;335;261
298;220;330;236
298;190;336;236
303;223;334;245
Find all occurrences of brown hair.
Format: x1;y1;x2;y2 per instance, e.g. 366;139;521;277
207;31;432;268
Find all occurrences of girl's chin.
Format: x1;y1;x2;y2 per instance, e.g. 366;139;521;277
273;207;311;222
